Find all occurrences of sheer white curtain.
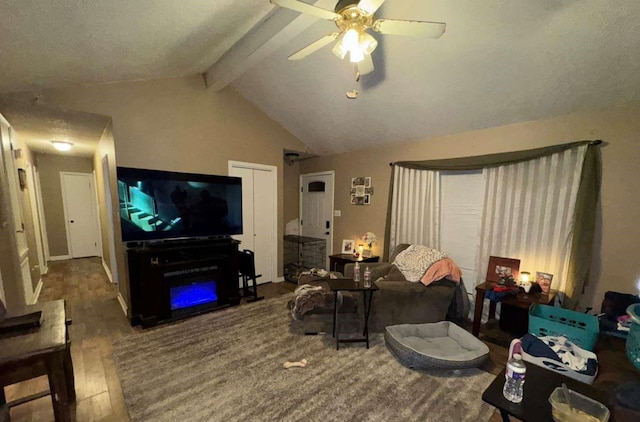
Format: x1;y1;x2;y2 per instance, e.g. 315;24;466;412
477;145;588;297
389;166;440;252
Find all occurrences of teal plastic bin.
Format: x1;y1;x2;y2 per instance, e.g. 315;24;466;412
529;304;599;351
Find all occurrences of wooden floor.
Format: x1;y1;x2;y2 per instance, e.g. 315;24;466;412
4;258;509;421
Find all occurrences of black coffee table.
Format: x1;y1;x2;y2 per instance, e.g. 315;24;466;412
482;363;611;421
327;278;379;350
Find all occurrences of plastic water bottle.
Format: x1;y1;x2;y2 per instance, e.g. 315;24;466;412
503;339;526;403
363;266;372;287
353;261;360;282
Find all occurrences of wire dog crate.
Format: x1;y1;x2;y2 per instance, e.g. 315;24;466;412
283;235;326;283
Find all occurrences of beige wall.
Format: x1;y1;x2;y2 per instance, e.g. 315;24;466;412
36;153;94;257
300;103;640;311
35;75;307;311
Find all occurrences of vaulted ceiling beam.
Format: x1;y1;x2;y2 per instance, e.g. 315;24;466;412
204;0;336;91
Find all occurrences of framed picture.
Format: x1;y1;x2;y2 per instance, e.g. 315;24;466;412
341;239;354;253
17;168;27;190
351;194;365;205
486;256;520;282
351;177;365;188
361;249;372;257
364;176;372;187
535;272;553;293
355;185;365;197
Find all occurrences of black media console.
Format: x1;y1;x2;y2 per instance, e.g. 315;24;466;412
126;238;240;328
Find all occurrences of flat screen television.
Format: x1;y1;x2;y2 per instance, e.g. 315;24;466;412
116;167;243;242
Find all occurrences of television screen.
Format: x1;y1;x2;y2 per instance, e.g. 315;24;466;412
116;167;243;242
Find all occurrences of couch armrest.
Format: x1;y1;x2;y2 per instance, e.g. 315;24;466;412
343;262;392;279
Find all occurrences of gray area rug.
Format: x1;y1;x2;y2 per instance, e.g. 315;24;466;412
113;295;495;422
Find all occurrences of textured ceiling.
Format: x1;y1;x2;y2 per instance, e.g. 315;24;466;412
234;0;640;154
0;1;639;157
0;100;111;158
0;0;273;92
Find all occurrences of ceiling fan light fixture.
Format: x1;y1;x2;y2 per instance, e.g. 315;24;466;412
349;48;364;63
359;31;378;55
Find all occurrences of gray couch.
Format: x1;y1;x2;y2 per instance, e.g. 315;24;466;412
343;244;458;332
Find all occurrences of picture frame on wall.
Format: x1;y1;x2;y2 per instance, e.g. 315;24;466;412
364;177;372;187
351;177;365;188
342;239;354;253
486;256;521;282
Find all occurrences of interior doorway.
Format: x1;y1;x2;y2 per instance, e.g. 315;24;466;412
300;171;334;268
228;161;277;285
61;172;101;258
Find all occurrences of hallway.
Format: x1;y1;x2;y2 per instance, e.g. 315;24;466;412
6;258;132;422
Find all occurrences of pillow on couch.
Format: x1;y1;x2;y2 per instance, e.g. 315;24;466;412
393;245;447;282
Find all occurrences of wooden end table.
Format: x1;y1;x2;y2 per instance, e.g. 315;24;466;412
473;281;557;338
0;300;74;421
327;278;379;350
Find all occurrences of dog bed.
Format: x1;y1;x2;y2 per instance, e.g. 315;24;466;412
385;321;489;370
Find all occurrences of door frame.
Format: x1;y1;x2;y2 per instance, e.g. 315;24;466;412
299;170;335;259
60;171;101;258
100;155;119;284
25;162;47;276
228;160;278;283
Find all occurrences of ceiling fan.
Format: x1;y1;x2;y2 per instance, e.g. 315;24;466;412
270;0;446;75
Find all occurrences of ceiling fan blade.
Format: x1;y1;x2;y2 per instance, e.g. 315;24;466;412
373;19;446;38
357;54;374;75
288;32;340;60
358;0;386;15
271;0;340;21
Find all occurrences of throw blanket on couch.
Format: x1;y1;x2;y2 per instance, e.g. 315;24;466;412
290;284;342;321
393;245;448;282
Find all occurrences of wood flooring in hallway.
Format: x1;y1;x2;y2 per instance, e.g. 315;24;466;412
4;257;296;422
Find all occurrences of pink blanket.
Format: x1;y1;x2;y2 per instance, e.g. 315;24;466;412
420;258;462;286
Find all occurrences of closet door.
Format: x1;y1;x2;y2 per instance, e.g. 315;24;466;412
229;162;276;286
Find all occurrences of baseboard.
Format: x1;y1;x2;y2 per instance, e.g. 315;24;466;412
274;276;285;283
32;278;43;303
117;292;128;316
102;259;114;283
48;255;71;261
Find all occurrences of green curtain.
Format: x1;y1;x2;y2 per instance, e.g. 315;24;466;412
385;140;602;308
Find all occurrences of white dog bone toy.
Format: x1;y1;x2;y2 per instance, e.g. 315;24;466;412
283;359;308;369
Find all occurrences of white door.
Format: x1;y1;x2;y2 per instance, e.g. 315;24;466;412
229;162;277;285
61;172;101;258
300;172;334;268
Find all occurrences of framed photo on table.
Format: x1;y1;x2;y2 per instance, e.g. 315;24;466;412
486;256;520;282
341;239;354;253
535;272;553;293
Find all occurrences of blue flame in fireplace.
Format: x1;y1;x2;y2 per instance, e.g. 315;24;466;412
170;281;218;310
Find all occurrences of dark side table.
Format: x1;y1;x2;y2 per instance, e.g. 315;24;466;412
482;363;610;422
473;282;557;337
328;254;379;274
327;278;379;350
